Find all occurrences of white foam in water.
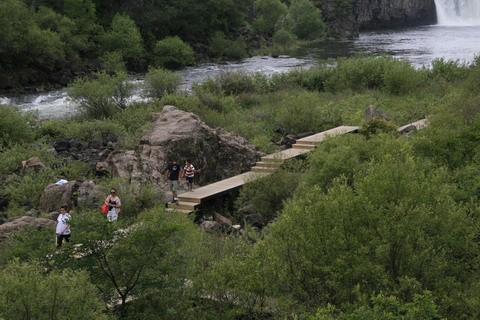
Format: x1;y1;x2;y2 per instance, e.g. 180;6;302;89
0;97;11;105
435;0;480;26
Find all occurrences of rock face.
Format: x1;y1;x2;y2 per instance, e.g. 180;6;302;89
321;0;437;37
108;105;260;186
39;181;80;212
354;0;437;29
0;216;55;241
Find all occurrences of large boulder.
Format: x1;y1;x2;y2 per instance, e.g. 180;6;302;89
21;157;46;172
364;105;390;121
108;105;261;186
39;181;80;212
0;216;55;241
76;180;104;210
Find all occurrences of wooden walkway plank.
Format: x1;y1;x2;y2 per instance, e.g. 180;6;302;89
171;121;427;213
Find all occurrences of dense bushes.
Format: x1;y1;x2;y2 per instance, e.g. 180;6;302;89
153;36;195;68
143;68;183;100
0;106;37;148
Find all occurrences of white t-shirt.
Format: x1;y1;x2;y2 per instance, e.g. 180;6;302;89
56;213;71;235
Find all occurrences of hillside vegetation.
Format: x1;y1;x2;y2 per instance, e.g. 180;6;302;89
2;56;480;319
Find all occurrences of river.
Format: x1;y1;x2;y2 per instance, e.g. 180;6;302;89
2;21;480;118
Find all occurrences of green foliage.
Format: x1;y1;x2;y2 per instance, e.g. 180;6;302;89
273;28;296;47
143;67;183;100
3;168;56;210
275;91;343;133
360;118;398;138
305;292;440;320
384;60;424;95
0;261;109;320
68;71;134;118
0;106;37;148
153;36;195;69
287;0;326;40
0;0;65;71
253;0;287;36
235;159;305;221
100;13;144;64
429;58;469;82
97;177;163;219
0;142;55;175
0;227;54;266
61;208;200;316
208;32;248;59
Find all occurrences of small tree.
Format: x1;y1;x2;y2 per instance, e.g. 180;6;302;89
0;261;109;320
287;0;326;40
0;106;37;148
252;0;288;36
100;13;144;65
143;67;182;100
153;36;195;69
62;209;200;316
68;71;134;118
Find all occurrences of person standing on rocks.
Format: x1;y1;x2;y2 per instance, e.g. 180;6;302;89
165;160;180;203
56;205;71;247
105;188;121;222
182;160;196;191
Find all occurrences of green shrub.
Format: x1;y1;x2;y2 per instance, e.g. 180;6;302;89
0;106;37;148
287;0;326;40
275;91;342;133
143;67;182;100
325;56;390;92
100;13;144;64
0;142;56;175
360;118;398;138
97;178;163;220
153;36;195;69
252;0;288;35
4;168;56;209
208;32;247;59
383;60;424;95
273;28;296;47
430;58;469;82
68;71;134;118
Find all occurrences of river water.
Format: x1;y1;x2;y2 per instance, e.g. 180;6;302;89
2;24;480;118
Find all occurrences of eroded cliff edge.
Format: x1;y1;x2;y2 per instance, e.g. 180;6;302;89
321;0;437;38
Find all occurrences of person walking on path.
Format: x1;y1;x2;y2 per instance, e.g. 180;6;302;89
182;160;196;191
56;205;71;247
105;188;121;222
165;160;181;203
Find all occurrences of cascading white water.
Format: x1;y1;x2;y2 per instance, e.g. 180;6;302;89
435;0;480;26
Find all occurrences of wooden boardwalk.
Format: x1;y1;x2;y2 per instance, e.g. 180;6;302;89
168;125;359;212
167;121;428;212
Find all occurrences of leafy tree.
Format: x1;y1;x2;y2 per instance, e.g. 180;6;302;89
0;261;109;320
273;28;296;48
153;36;195;69
252;0;288;36
143;67;182;100
63;0;97;33
68;71;134;118
0;106;37;148
60;209;200;316
100;13;144;65
287;0;326;40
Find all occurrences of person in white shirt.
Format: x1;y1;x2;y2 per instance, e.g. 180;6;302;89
56;205;71;247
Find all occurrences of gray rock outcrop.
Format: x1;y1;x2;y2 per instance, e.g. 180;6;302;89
355;0;437;29
108;105;261;186
21;157;46;172
364;105;390;121
0;216;55;241
39;181;80;212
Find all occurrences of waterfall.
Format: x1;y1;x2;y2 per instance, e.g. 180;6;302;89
435;0;480;25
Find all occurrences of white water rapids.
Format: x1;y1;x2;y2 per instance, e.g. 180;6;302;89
435;0;480;26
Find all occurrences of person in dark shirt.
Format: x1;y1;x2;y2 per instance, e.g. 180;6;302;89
165;160;180;203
